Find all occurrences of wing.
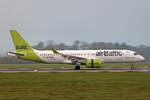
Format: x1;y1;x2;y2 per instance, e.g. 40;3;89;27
50;48;87;63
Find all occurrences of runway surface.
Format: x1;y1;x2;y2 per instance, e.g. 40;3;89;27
0;68;150;72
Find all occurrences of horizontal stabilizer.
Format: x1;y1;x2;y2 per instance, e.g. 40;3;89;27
7;52;25;57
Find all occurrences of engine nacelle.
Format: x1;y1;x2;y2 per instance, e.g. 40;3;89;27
86;59;102;68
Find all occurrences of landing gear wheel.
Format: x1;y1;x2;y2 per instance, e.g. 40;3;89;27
75;62;80;70
75;65;80;70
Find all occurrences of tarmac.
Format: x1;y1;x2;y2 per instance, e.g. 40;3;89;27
0;68;150;73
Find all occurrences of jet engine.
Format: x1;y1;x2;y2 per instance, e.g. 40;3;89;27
86;59;102;68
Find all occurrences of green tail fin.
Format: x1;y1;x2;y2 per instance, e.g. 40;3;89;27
9;30;45;63
9;30;32;53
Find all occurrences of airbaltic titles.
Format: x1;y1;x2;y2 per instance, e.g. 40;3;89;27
96;50;123;56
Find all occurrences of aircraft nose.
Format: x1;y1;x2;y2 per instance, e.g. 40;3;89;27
140;55;145;61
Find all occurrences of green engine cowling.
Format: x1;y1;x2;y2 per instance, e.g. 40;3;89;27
86;59;102;68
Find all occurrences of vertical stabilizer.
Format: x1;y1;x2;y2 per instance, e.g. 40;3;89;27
9;30;45;63
9;30;32;53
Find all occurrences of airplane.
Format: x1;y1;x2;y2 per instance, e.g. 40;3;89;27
7;30;145;70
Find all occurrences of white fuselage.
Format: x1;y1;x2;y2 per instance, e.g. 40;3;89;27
8;30;145;66
34;49;145;64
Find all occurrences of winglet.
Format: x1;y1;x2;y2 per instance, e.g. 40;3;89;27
50;48;59;54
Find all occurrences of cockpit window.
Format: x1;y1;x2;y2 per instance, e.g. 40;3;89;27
134;53;137;55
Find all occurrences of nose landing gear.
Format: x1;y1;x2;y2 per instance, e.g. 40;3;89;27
130;63;134;70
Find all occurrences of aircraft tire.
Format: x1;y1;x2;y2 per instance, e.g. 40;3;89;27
75;62;80;70
75;65;80;70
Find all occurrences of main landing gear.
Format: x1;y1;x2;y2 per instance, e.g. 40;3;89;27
75;62;80;70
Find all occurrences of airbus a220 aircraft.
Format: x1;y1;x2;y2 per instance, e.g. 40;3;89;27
7;30;145;70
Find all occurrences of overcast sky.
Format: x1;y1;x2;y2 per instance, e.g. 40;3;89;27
0;0;150;55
